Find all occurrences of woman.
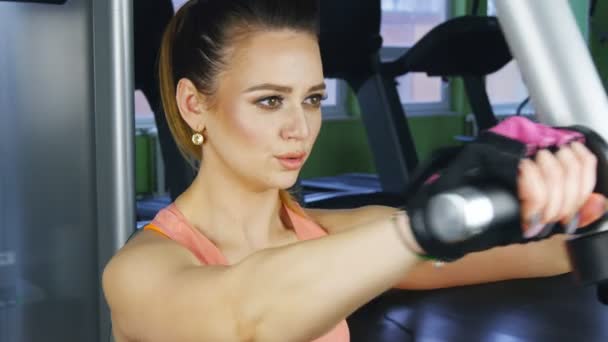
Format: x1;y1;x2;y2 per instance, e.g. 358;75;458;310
102;1;604;341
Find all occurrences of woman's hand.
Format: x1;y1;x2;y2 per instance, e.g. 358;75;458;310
517;141;606;238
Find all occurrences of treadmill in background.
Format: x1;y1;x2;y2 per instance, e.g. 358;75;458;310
302;3;511;210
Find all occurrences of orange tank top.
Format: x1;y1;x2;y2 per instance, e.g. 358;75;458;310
144;203;350;342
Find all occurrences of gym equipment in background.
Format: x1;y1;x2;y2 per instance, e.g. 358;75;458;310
416;0;608;307
303;0;511;209
494;0;608;307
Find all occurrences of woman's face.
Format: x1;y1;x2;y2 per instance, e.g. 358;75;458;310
203;29;324;191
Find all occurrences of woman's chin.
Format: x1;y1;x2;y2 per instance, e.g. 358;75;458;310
273;172;300;190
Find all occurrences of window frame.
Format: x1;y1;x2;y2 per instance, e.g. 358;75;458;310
135;113;157;130
320;79;350;120
485;0;533;115
491;101;535;117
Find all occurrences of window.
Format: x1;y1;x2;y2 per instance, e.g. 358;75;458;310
486;0;530;113
381;0;448;47
380;0;450;111
172;0;188;10
134;90;155;128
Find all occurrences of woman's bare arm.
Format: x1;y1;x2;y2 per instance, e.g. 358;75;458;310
305;206;572;290
103;213;421;342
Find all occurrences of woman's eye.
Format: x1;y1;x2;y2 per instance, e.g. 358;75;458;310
256;96;283;109
305;93;328;107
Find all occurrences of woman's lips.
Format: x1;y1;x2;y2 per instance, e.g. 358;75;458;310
276;152;306;170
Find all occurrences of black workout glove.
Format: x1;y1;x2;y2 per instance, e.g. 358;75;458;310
405;116;587;261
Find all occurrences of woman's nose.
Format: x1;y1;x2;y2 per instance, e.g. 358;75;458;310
282;107;310;140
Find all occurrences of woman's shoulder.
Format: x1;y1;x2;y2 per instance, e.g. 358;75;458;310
303;204;398;234
113;221;200;270
102;229;226;341
103;229;200;302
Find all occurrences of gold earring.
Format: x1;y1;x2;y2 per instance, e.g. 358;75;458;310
192;132;205;145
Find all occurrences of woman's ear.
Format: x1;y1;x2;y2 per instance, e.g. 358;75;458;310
176;78;208;132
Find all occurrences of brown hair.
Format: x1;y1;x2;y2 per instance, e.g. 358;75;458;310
158;0;319;216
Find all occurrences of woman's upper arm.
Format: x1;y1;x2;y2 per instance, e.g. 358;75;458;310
102;236;244;341
304;205;399;234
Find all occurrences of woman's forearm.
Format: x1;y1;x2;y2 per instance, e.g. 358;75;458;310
396;234;571;290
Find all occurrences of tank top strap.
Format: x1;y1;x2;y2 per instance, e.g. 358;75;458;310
283;203;329;241
145;204;228;265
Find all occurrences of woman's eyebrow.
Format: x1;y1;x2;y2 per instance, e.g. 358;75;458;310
244;83;292;93
243;82;326;94
308;83;326;92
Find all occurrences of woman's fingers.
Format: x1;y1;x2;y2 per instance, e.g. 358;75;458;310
578;193;606;228
554;146;582;224
518;158;547;237
570;142;598;213
518;143;600;238
535;150;564;223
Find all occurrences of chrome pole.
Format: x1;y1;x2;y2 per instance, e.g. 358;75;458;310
494;0;608;137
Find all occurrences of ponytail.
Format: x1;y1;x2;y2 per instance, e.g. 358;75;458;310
158;7;200;168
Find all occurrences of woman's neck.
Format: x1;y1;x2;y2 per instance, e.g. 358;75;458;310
174;166;290;251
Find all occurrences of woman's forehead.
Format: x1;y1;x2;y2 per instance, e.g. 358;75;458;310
222;30;324;89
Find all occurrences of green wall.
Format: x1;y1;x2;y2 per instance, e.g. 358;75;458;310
300;114;466;178
571;0;590;38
